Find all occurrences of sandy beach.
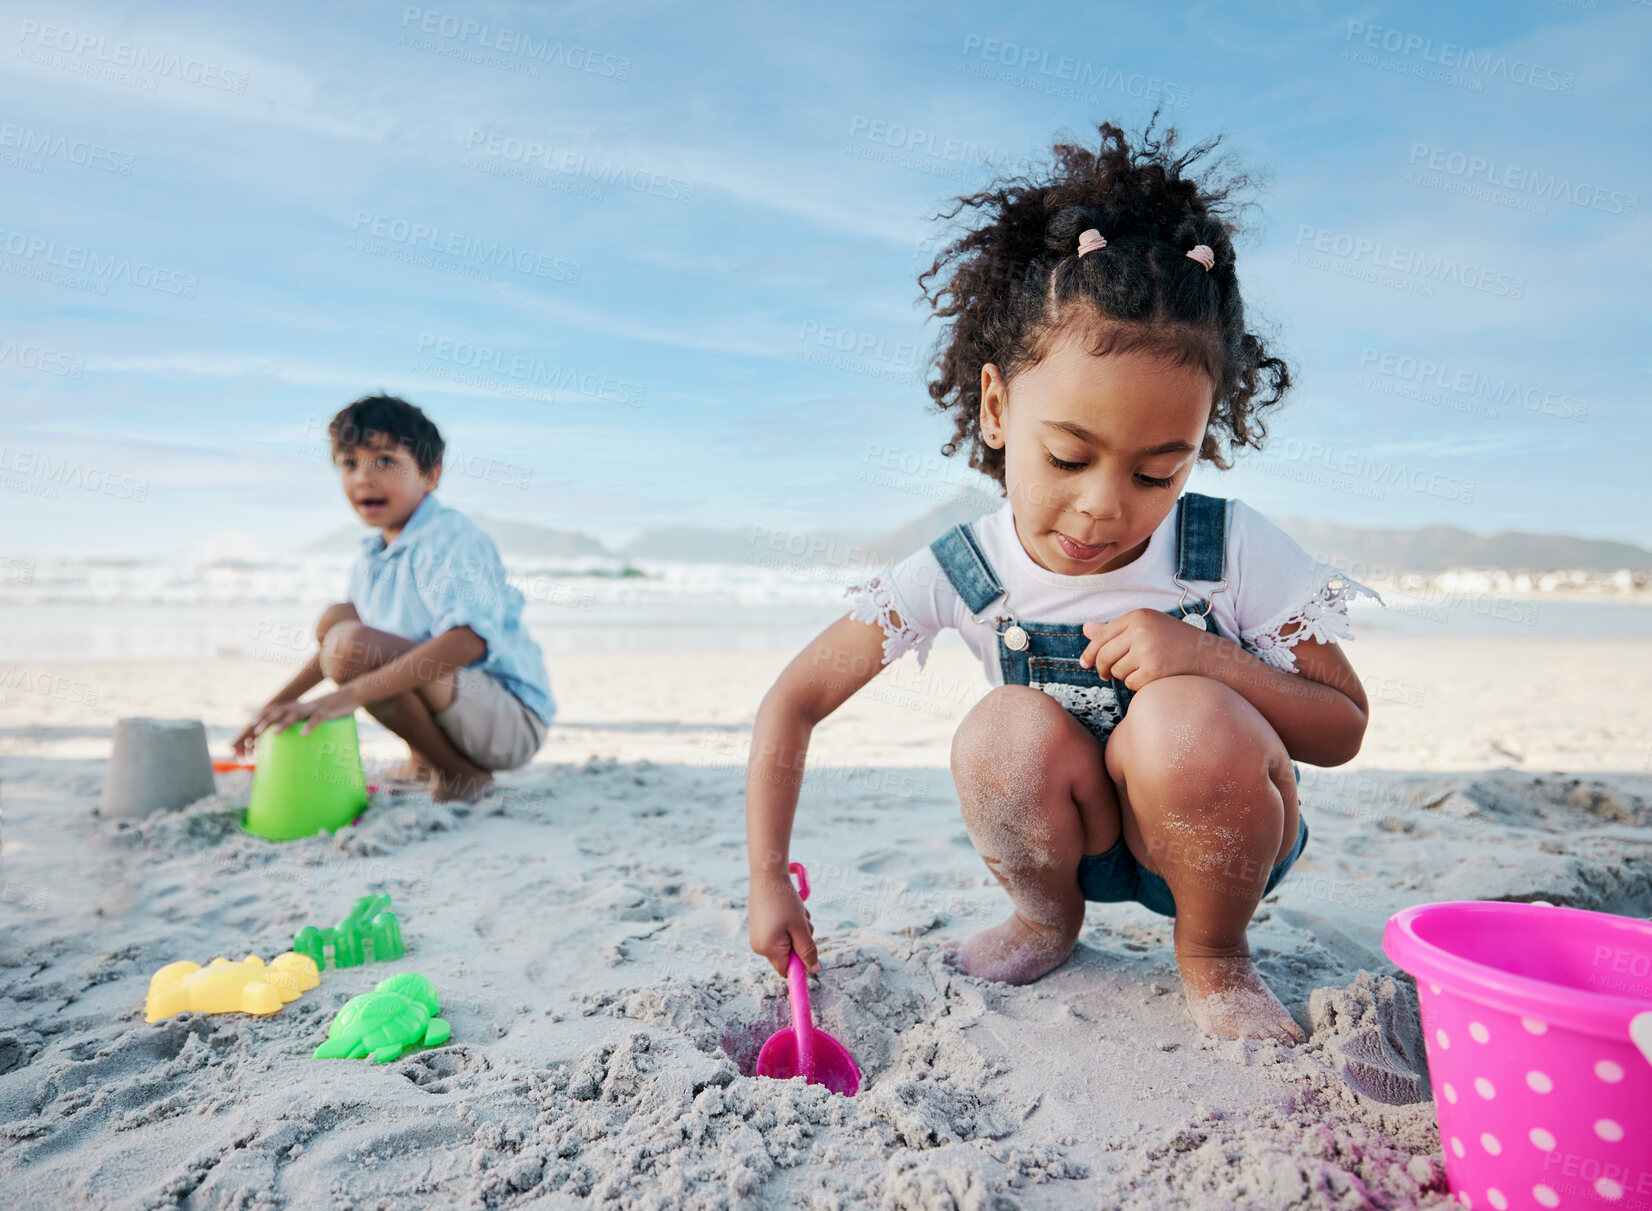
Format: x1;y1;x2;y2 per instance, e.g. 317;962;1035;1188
2;633;1650;1208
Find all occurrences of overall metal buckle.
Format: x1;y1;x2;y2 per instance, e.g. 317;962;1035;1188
1171;574;1229;631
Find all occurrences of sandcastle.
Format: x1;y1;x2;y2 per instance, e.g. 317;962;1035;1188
99;717;217;818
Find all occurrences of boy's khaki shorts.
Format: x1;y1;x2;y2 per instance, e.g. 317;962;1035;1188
432;667;548;771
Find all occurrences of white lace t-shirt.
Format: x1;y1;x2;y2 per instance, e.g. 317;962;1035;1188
844;497;1384;682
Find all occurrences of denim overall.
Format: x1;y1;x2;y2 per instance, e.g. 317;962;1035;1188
929;492;1308;917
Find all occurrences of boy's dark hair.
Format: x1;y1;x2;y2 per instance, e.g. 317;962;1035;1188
919;111;1289;485
328;395;445;474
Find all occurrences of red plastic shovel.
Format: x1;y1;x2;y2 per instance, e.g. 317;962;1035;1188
754;862;861;1096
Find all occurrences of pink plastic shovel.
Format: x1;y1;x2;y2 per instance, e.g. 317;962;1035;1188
754;862;861;1096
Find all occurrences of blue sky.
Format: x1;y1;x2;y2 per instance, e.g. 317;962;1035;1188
1;0;1647;558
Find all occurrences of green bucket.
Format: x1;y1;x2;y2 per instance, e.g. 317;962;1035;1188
243;716;370;841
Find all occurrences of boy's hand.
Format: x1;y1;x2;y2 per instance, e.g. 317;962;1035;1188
1079;608;1222;689
231;714;265;757
748;873;818;976
233;689;360;754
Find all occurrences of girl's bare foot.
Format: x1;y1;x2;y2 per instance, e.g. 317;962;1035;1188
1177;950;1306;1044
946;911;1078;984
432;765;495;803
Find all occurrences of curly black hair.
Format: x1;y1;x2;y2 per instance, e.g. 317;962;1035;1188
918;112;1290;486
328;394;445;473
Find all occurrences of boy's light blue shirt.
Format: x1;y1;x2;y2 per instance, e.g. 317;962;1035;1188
346;493;555;726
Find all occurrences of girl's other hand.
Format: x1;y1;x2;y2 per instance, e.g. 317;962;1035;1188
1079;607;1217;688
748;873;818;976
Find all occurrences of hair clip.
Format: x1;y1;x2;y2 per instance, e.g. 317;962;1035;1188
1076;229;1107;257
1185;244;1215;272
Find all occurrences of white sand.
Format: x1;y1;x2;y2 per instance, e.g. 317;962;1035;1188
2;636;1650;1208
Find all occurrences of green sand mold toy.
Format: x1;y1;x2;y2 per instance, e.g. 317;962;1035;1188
294;894;403;970
314;972;451;1063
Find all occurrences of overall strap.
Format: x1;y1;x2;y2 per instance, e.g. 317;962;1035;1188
928;523;1005;616
1175;492;1229;583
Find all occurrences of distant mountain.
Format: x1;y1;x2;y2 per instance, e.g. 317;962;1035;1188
301;515;609;559
867;494;1000;558
856;500;1652;576
297;498;1652;576
300;525;375;556
1274;517;1652;575
467;518;609;558
618;528;758;562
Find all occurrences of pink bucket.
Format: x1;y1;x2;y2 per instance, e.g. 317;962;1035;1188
1384;901;1652;1210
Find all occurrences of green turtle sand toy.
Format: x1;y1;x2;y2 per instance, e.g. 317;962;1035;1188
314;972;451;1063
293;894;403;970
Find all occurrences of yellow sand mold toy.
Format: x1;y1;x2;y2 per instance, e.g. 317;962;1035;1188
145;952;321;1022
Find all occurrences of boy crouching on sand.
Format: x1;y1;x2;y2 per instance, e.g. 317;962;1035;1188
233;394;554;802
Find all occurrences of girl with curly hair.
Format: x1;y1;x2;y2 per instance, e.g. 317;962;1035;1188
746;115;1384;1044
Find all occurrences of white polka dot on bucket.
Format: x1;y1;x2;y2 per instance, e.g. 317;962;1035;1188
1457;1193;1471;1209
1595;1059;1624;1083
1480;1132;1502;1155
1487;1190;1508;1211
1451;1136;1466;1158
1443;1082;1458;1103
1527;1070;1554;1094
1595;1118;1624;1142
1597;1176;1624;1200
1437;1028;1451;1049
1474;1076;1496;1099
1533;1184;1560;1207
1521;1016;1547;1034
1469;1021;1490;1043
1529;1127;1556;1150
1430;981;1442;995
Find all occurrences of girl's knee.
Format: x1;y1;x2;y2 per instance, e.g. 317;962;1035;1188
953;686;1055;756
950;686;1073;784
1108;675;1284;785
951;687;1100;852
